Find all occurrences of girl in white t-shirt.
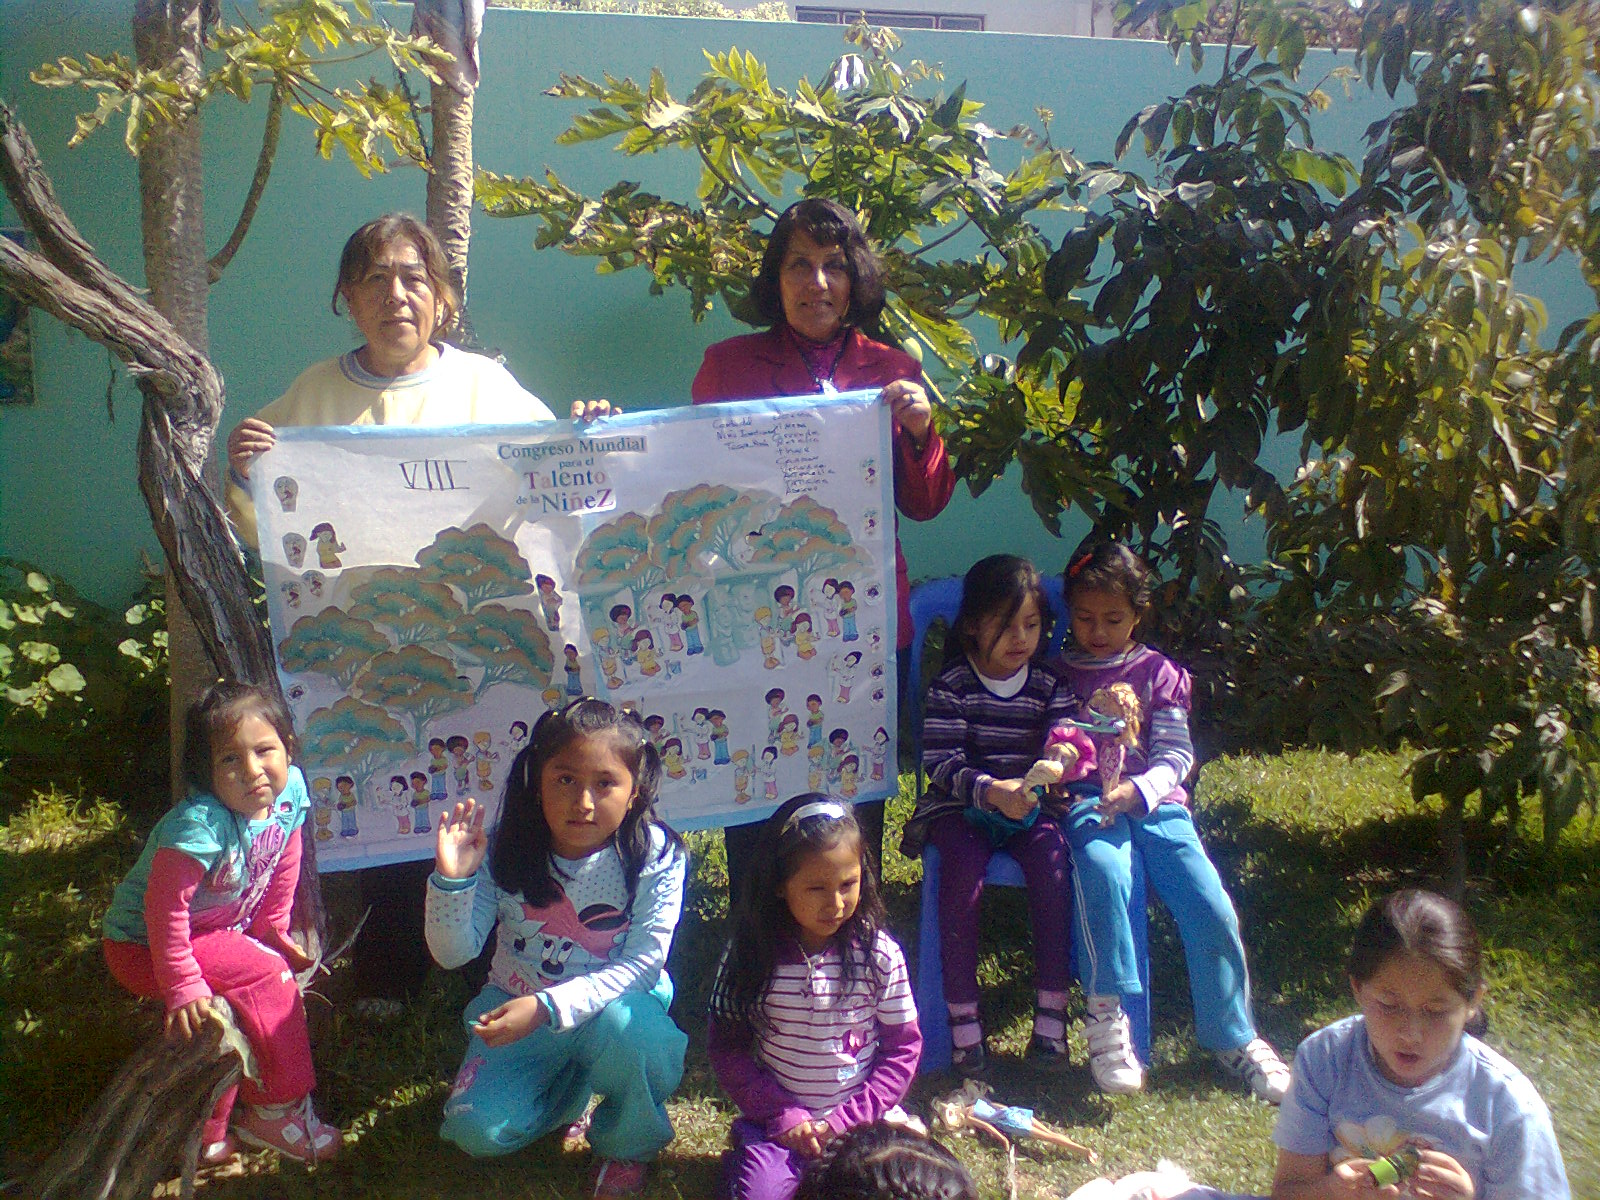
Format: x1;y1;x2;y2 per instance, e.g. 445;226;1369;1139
1269;889;1569;1199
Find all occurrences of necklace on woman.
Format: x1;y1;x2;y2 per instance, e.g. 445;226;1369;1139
788;325;850;395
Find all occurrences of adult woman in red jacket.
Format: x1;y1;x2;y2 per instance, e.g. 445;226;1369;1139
693;197;956;890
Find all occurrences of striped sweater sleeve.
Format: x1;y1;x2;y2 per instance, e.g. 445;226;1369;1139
1130;706;1195;810
922;669;991;805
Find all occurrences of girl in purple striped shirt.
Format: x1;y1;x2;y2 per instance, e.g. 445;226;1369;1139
710;795;923;1200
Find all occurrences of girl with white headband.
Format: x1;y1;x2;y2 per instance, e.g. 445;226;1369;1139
709;795;923;1200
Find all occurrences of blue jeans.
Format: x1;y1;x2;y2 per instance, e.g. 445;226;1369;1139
1066;800;1256;1052
441;986;686;1161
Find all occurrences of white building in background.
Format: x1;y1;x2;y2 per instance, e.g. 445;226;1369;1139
730;0;1117;36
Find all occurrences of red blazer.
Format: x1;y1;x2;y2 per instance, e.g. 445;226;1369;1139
692;327;956;648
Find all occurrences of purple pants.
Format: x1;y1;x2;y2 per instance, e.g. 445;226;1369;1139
927;812;1072;1007
722;1118;808;1200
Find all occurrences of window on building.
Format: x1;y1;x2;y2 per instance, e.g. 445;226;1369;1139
795;7;985;30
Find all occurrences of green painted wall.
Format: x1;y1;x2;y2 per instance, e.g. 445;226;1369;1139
1;3;1589;605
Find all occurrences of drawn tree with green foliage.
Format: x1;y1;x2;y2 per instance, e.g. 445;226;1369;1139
348;568;464;646
351;644;474;750
276;609;391;690
416;523;535;612
453;604;554;697
574;512;670;602
299;695;409;796
746;496;868;595
648;484;779;575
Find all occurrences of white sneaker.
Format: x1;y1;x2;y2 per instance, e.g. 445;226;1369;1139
1084;1008;1144;1094
1218;1037;1291;1103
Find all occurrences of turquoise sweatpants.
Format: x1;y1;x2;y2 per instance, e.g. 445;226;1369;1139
441;986;687;1161
1065;799;1257;1053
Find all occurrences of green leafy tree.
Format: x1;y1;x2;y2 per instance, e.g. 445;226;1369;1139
415;523;537;611
484;12;1600;873
299;694;409;796
351;643;475;750
746;494;868;591
348;568;465;646
275;608;391;689
648;484;778;573
574;512;669;596
453;603;555;696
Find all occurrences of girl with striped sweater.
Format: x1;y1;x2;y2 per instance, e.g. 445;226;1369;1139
710;796;922;1200
900;555;1096;1078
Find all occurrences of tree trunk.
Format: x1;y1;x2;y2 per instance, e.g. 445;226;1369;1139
0;103;326;947
126;1;324;947
426;80;475;310
132;0;220;808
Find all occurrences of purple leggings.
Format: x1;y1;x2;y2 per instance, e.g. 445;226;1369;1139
927;812;1072;1008
722;1118;808;1200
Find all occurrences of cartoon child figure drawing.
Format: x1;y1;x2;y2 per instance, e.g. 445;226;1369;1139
807;745;826;792
632;629;662;677
773;585;798;643
643;714;667;751
838;580;859;642
806;694;825;748
282;532;307;569
311;776;334;842
335;775;358;837
473;731;497;791
309;522;345;569
757;745;780;802
691;708;714;761
661;737;688;781
676;594;704;655
655;593;685;653
827;728;852;783
409;772;432;835
791;612;817;660
389;775;411;835
869;726;890;782
609;603;637;659
765;688;788;743
754;607;782;670
591;629;625;689
562;643;584;697
280;581;303;609
301;570;325;598
830;651;862;704
777;713;802;757
447;734;472;795
507;720;530;754
838;755;860;799
861;457;878;486
732;749;752;804
534;574;563;631
427;737;449;804
819;579;842;638
709;710;731;764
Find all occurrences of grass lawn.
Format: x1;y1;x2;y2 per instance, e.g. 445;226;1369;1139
2;749;1596;1198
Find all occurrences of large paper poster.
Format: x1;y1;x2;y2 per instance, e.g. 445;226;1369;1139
252;391;899;871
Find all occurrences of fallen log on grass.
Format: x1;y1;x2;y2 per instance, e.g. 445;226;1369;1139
24;997;255;1200
21;913;366;1199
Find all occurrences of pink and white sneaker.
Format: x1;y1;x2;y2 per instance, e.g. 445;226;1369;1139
234;1097;342;1163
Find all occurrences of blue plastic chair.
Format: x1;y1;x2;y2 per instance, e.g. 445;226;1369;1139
905;574;1152;1072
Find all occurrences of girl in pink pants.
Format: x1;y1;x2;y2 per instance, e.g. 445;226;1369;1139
102;681;340;1165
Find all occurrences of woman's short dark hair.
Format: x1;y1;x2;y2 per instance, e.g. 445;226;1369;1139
332;213;460;336
752;198;887;330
